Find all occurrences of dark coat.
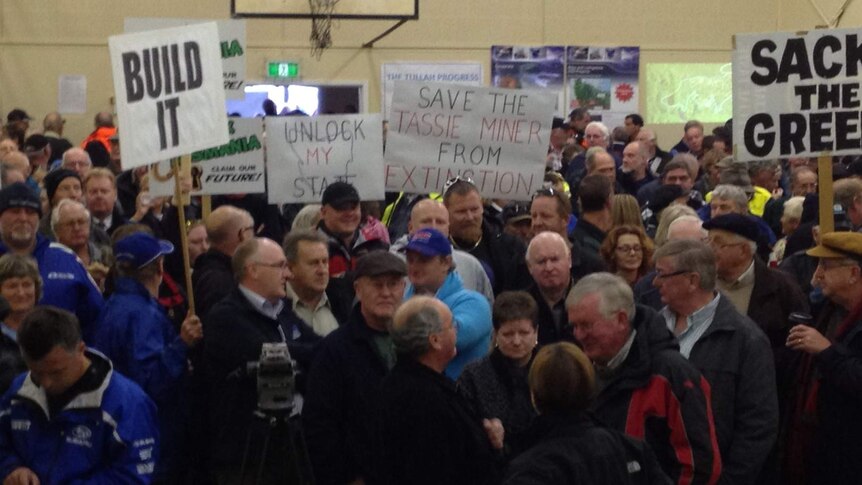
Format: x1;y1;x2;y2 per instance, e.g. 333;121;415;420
463;221;530;296
202;286;320;467
302;306;391;485
592;305;721;485
633;270;662;311
381;358;500;485
192;249;234;314
0;331;24;396
687;295;778;484
570;218;606;259
503;414;671;485
528;281;577;346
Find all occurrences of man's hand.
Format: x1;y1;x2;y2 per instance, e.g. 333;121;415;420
180;313;203;347
787;324;830;355
483;418;505;450
4;467;40;485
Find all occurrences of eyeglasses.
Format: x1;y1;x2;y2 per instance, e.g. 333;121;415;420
442;176;475;196
615;245;642;254
253;260;288;270
654;269;690;280
58;218;89;228
532;187;557;200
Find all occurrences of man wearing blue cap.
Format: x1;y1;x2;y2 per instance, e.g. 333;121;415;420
93;231;202;482
0;182;103;343
404;227;491;379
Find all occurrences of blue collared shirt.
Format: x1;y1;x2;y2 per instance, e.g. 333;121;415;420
238;285;297;340
660;293;721;358
1;322;16;342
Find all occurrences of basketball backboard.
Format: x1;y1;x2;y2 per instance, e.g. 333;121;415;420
232;0;419;19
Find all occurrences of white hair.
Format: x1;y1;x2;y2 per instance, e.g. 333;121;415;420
50;198;89;231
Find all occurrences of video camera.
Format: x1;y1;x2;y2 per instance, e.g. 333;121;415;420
244;343;297;414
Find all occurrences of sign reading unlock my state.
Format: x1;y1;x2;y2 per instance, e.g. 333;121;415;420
109;22;229;170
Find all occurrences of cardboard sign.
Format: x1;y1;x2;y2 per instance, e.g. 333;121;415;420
384;81;555;201
125;18;247;100
734;27;862;161
109;22;229;170
149;118;265;197
265;114;385;203
381;62;483;119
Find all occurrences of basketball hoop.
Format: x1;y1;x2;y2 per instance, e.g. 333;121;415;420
309;0;339;59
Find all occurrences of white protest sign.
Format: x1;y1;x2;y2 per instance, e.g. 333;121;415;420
265;114;385;204
109;22;229;170
384;81;555;201
125;18;247;100
734;27;862;161
381;62;483;119
149;118;265;197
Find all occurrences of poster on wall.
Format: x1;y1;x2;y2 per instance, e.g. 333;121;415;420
108;22;229;170
384;81;555;201
148;118;265;197
565;45;640;129
733;27;862;161
381;62;483;120
491;45;565;112
125;17;247;100
265;114;385;204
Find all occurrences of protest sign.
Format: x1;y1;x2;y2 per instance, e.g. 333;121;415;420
149;118;265;197
381;62;483;119
109;22;229;170
734;27;862;161
265;114;385;204
384;81;555;201
125;18;247;99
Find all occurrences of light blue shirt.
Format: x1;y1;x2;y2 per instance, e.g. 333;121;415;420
0;322;16;342
239;285;285;322
660;293;721;359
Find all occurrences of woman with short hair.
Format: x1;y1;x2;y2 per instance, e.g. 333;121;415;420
0;254;41;394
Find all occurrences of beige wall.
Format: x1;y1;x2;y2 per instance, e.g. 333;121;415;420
1;0;857;147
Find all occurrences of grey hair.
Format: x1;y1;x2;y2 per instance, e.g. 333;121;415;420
667;215;707;240
747;159;778;177
585;121;609;141
711;184;749;213
50;198;89;231
61;148;92;167
390;300;444;358
653;239;716;291
654;204;698;248
585;147;610;173
566;272;635;321
782;196;805;221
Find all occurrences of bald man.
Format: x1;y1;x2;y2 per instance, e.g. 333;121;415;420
193;205;255;311
390;198;494;302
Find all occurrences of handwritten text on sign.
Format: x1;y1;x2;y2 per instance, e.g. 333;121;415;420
109;23;229;170
734;27;862;161
384;82;555;201
265;114;384;204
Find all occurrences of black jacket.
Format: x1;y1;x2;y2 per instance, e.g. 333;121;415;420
202;287;320;467
192;249;234;314
302;306;391;485
592;306;721;485
471;222;530;296
0;331;24;396
381;358;500;485
503;414;671;485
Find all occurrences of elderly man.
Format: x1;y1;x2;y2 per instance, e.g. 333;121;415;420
637;156;701;209
568;107;591;147
304;251;407;485
790;167;817;197
37;168;88;240
565;121;620;186
59;147;92;177
284;229;351;337
654;240;778;484
42;112;73;164
192;204;254;311
444;177;529;295
22;135;51;188
203;237;320;482
51;199;111;289
382;295;502;485
0;307;159;484
404;227;491;379
84;168;127;235
671;120;705;159
391;198;493;301
567;273;721;485
637;127;672;177
833;177;862;230
0;183;103;343
620;140;655;196
571;174;613;258
784;232;862;485
635;215;707;310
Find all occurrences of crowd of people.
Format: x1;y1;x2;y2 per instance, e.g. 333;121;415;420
0;105;859;485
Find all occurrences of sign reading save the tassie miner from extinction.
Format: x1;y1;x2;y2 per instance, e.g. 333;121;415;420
734;27;862;161
148;118;265;197
384;81;555;201
265;114;385;204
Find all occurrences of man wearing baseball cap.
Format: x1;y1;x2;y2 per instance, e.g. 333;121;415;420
317;181;365;278
0;182;103;342
404;227;491;379
93;231;202;481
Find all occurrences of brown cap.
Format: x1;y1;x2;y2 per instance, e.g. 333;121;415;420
807;232;862;260
354;251;407;278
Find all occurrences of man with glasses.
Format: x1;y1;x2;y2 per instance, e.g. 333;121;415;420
567;272;721;485
653;239;778;484
193;204;254;312
203;237;320;483
51;199;111;290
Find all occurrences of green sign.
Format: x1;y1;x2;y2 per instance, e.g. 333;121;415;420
267;61;299;78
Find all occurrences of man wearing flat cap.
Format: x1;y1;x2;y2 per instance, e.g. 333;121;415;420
0;182;103;343
784;231;862;485
304;251;407;485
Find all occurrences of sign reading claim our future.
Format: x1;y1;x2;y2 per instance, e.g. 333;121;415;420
384;81;555;201
734;27;862;161
109;22;229;170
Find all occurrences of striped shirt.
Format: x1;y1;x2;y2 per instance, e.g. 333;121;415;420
660;293;721;358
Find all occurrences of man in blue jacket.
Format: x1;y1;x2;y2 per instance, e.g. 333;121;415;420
404;227;492;379
0;183;103;343
93;231;202;481
0;306;159;484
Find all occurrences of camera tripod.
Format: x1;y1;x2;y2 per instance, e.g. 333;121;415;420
237;408;315;485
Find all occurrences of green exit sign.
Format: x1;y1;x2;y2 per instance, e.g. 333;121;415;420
267;61;299;78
